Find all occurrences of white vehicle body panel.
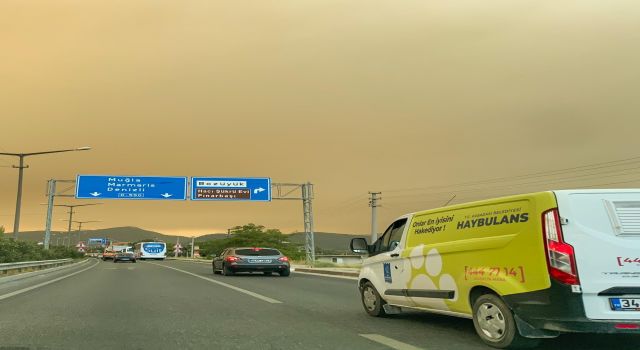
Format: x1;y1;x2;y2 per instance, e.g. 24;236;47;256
555;189;640;320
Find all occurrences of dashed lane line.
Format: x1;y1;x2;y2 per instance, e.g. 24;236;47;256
147;262;282;304
0;260;98;302
359;334;424;350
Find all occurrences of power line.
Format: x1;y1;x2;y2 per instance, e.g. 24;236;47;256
315;193;369;215
383;178;640;214
384;166;640;200
383;155;640;194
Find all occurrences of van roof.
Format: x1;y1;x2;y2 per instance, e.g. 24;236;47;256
400;189;640;218
401;190;552;217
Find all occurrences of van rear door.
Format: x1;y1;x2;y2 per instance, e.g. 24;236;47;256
555;189;640;320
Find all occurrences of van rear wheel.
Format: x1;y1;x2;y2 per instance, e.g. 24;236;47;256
472;294;540;349
360;282;387;317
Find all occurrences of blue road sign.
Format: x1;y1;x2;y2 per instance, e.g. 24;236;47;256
88;238;108;245
191;177;271;201
76;175;188;200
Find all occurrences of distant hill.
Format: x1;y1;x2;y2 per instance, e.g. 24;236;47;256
7;227;365;253
10;226;188;244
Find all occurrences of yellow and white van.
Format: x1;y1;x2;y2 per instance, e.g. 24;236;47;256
350;189;640;348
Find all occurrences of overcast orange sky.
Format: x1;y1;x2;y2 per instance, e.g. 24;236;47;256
2;1;640;236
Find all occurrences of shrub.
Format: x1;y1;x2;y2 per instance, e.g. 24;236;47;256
0;235;82;263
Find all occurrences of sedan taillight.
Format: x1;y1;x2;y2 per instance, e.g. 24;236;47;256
278;256;289;262
225;256;240;263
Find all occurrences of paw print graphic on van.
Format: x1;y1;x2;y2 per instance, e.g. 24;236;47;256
407;246;458;310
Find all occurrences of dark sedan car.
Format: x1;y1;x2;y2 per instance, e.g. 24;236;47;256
113;251;137;263
213;247;290;276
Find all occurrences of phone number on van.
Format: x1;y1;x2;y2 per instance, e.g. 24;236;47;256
464;266;526;283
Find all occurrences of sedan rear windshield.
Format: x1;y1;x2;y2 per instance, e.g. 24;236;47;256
235;249;280;256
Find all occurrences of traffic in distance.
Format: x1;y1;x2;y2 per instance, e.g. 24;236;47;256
99;241;167;262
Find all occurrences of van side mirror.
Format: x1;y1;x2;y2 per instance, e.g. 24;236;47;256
350;238;369;254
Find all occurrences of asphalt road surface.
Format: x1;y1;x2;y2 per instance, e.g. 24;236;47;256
0;259;638;350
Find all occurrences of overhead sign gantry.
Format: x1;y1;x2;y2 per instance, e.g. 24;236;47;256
66;174;315;263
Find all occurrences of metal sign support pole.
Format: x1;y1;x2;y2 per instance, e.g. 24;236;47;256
44;179;56;250
272;182;316;266
302;183;316;264
67;208;74;248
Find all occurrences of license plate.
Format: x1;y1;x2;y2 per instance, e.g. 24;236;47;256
249;259;271;263
610;298;640;311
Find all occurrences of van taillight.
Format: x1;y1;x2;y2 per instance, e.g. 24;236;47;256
542;209;579;285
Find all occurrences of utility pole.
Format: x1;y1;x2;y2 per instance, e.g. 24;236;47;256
72;220;101;245
369;192;381;242
51;203;102;247
12;155;26;241
190;236;195;258
0;146;91;239
41;179;78;249
43;179;56;249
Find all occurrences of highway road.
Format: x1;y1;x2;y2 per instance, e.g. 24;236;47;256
0;259;638;350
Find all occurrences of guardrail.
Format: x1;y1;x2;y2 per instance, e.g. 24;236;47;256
0;258;74;277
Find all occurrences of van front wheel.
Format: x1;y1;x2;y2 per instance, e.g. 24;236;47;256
360;282;387;317
472;294;540;349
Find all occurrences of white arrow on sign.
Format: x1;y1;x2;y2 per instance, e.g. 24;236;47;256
89;192;101;197
253;187;265;194
161;193;173;198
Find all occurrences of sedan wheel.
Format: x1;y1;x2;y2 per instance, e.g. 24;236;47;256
222;264;234;276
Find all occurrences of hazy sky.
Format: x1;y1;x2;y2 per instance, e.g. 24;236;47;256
2;1;640;236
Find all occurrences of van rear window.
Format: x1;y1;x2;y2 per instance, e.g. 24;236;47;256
235;249;280;256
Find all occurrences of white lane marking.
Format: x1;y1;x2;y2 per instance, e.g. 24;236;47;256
359;334;424;350
147;262;282;304
172;260;358;280
0;260;99;302
292;270;358;281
